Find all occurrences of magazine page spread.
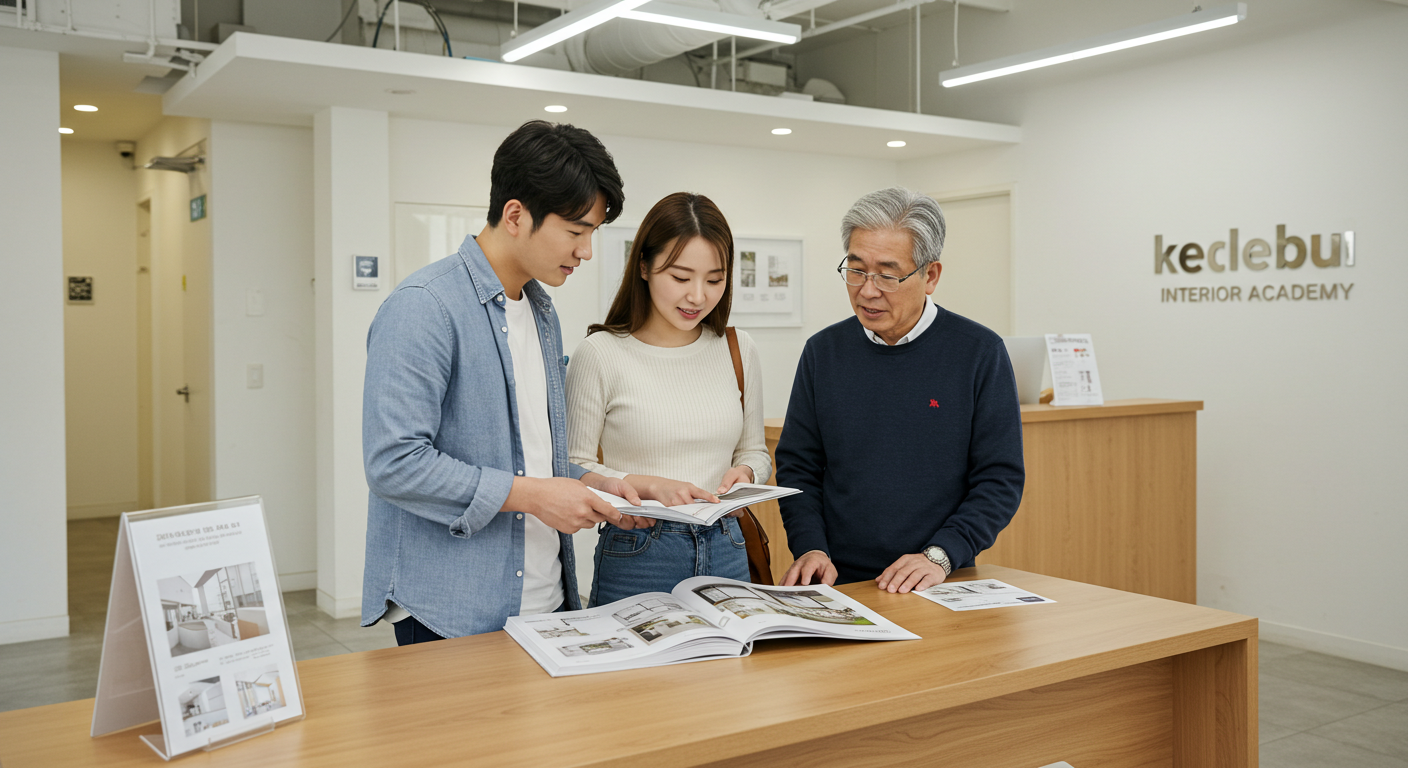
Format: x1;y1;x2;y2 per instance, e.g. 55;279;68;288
504;592;747;677
506;578;919;677
125;500;303;756
671;577;921;642
589;483;802;526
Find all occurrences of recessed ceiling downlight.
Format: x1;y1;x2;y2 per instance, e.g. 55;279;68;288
771;128;792;135
887;140;906;148
74;104;99;112
544;105;568;113
58;127;74;134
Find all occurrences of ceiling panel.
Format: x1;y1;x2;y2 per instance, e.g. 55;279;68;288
163;32;1019;160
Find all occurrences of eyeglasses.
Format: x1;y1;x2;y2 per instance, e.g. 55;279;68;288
836;257;924;293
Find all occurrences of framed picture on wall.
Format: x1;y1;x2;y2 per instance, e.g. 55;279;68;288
731;237;803;328
68;276;94;304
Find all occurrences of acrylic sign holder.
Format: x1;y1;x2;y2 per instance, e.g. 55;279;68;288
90;497;304;760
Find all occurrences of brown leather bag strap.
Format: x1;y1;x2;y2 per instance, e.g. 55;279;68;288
724;326;774;585
725;326;745;409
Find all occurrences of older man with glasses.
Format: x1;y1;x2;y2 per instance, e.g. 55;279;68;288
776;187;1025;594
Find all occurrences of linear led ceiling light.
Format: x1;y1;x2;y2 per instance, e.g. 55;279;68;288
501;0;655;62
620;3;801;44
940;3;1246;88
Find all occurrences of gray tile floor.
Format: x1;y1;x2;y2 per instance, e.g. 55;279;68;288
1;520;1404;768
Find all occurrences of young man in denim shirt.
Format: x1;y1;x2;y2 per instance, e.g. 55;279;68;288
361;122;646;644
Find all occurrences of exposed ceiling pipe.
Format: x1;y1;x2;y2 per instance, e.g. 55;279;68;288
717;0;1011;64
565;0;837;76
723;0;936;63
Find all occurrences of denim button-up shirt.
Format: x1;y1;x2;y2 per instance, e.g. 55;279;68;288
361;236;585;638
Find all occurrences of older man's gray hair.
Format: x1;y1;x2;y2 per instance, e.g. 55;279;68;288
841;187;947;269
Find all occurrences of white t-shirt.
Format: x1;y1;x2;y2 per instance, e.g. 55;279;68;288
503;293;565;616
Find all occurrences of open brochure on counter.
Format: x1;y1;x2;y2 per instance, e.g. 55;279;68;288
505;577;919;677
913;579;1056;611
590;483;802;526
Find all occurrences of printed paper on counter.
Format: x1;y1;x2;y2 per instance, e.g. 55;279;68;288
914;579;1056;611
1045;333;1104;406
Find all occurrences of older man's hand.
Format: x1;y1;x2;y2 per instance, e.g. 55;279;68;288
876;553;947;593
781;550;837;587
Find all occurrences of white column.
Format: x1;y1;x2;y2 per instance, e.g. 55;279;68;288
313;107;390;619
209;121;318;591
0;46;69;644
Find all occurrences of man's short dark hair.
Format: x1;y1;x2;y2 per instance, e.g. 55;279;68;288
487;121;624;231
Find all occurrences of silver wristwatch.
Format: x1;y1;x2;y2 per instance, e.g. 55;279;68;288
923;545;952;576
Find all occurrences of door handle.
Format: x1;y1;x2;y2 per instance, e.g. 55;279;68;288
176;386;190;403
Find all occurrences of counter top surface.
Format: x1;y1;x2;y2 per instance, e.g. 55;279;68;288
1019;398;1203;423
0;565;1250;768
764;398;1202;433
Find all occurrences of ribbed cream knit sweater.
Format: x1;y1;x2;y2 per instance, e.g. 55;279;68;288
565;327;771;491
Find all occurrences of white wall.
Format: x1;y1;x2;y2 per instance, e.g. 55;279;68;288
388;117;898;594
210;121;318;590
158;575;197;605
62;140;141;519
899;4;1408;669
388;118;897;419
0;46;70;644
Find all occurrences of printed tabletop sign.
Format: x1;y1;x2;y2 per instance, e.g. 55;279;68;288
91;497;304;760
1045;333;1104;406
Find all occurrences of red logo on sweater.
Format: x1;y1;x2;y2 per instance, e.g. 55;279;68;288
929;399;940;408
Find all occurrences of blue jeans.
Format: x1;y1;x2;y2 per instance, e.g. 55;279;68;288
589;518;749;607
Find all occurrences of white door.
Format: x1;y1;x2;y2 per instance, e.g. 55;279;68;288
931;192;1012;336
182;159;214;505
150;143;214;507
152;178;187;507
137;200;155;510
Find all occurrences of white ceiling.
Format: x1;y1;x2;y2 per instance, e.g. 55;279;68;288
0;27;172;143
162;32;1020;160
59;54;167;143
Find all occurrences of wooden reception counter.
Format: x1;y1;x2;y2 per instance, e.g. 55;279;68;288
757;399;1203;603
0;566;1255;768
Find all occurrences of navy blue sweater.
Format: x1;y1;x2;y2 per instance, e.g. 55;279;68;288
776;306;1025;584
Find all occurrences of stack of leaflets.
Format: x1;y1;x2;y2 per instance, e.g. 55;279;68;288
505;577;919;677
590;483;802;526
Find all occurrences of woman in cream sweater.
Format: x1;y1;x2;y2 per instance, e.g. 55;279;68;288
566;192;770;606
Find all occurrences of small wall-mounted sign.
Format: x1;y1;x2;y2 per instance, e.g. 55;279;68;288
353;255;381;290
68;275;94;303
190;194;207;222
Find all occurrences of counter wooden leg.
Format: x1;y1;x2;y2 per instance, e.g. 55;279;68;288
1173;637;1257;768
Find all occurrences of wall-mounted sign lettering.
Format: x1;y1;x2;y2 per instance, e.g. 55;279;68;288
1156;226;1355;274
190;194;207;222
1160;283;1354;304
1154;225;1357;304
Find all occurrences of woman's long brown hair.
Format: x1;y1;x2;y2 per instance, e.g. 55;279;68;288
588;192;734;338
